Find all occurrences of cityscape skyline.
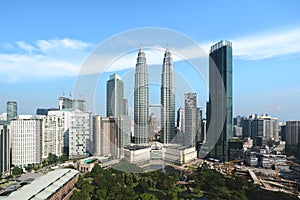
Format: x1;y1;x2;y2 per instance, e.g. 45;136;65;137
1;2;300;198
1;1;300;121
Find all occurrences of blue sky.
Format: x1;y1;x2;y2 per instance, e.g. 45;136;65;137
1;0;300;121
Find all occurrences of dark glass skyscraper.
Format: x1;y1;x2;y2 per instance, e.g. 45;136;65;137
161;47;175;144
208;40;233;162
134;46;149;144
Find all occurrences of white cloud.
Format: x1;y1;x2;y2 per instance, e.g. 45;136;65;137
36;38;91;53
0;38;93;83
233;28;300;60
99;45;208;73
1;28;300;83
0;53;79;83
16;41;37;52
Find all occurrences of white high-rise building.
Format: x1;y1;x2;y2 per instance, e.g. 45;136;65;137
258;114;279;141
43;110;73;158
11;117;42;166
252;114;279;141
44;110;92;159
68;111;92;159
37;114;64;159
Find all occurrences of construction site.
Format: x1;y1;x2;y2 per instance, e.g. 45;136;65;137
200;158;300;195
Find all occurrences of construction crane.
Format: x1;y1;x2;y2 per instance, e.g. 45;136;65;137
225;159;245;175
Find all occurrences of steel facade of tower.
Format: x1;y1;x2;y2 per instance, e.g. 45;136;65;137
106;74;124;117
208;40;233;162
134;46;149;144
160;47;175;144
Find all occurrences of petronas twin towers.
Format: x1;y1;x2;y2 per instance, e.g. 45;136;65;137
134;46;175;145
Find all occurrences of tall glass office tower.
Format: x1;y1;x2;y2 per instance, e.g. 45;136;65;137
106;73;124;117
134;46;149;144
161;47;175;144
208;40;233;162
7;101;17;124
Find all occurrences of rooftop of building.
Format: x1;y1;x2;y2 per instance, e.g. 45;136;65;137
165;144;193;150
7;169;78;200
125;145;150;151
210;40;232;53
109;73;122;80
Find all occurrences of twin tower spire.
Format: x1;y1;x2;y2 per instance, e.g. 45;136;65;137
134;45;175;145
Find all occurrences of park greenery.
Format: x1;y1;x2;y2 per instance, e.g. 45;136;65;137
70;162;298;200
10;153;69;176
11;166;23;176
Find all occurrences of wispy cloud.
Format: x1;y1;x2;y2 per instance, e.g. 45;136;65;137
233;28;300;60
1;27;300;83
83;45;208;74
0;38;93;83
16;41;37;53
36;38;91;53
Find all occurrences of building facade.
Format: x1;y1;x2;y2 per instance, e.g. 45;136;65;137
59;97;74;110
68;111;92;159
184;93;197;147
93;116;124;159
208;40;233;162
161;47;175;144
177;108;185;133
0;124;10;176
77;99;86;112
7;101;17;124
11;117;42;166
106;73;124;117
164;144;197;165
134;46;149;144
149;113;158;138
38;114;64;159
285;121;300;145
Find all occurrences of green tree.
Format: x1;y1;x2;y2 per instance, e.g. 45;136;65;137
25;164;34;172
94;189;107;199
12;166;23;175
70;190;90;200
139;193;159;200
90;163;103;178
82;183;94;194
59;153;68;162
134;181;149;193
76;176;86;189
48;153;58;164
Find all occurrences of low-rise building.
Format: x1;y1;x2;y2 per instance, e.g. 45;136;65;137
257;154;287;169
7;169;79;200
124;146;151;164
77;159;95;173
164;144;197;165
